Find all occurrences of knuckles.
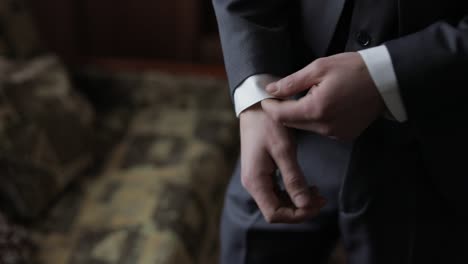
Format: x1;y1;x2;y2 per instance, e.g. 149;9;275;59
311;99;332;121
269;110;283;123
240;167;271;191
240;168;257;190
310;57;329;74
276;76;295;97
240;175;250;190
240;173;258;191
264;213;277;223
269;141;294;158
263;209;284;224
283;176;305;194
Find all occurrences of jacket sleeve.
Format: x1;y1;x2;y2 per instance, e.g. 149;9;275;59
385;16;468;124
385;15;468;213
212;0;294;97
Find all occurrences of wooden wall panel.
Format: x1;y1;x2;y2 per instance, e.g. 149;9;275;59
79;0;201;60
30;0;221;64
30;0;79;62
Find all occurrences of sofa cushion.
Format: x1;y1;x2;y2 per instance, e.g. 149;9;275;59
32;71;239;264
0;55;95;220
0;212;35;264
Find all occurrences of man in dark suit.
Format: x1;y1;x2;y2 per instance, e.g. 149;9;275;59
212;0;468;263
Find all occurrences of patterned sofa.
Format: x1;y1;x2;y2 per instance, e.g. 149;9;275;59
0;1;239;263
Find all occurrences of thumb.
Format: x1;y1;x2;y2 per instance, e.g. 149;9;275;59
265;63;322;98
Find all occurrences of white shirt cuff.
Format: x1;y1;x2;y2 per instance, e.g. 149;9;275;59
358;45;408;122
233;74;281;117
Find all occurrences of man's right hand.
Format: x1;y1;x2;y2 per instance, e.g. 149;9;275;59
239;103;326;223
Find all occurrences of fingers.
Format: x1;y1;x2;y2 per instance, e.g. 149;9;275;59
265;59;325;98
239;106;327;223
282;121;332;138
262;95;336;137
276;186;327;216
242;165;321;223
262;96;322;123
269;141;326;221
269;140;312;208
240;145;301;223
241;171;283;222
261;99;307;123
276;185;323;208
241;147;325;223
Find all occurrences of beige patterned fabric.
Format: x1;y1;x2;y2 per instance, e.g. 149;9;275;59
1;64;238;263
0;56;95;220
0;0;239;263
30;70;238;264
0;212;35;264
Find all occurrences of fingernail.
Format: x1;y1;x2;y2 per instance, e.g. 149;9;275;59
266;83;279;94
295;193;311;208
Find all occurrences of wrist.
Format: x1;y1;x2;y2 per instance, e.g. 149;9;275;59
239;102;262;119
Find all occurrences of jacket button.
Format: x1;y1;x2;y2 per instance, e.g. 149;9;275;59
356;31;371;47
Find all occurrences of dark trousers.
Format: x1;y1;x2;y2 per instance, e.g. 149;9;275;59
220;129;468;264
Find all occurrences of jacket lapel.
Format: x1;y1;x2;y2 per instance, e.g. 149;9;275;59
301;0;346;57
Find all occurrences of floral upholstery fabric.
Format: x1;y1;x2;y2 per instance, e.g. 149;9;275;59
0;0;240;263
0;0;95;221
1;63;239;264
0;56;95;220
0;212;35;264
31;70;238;264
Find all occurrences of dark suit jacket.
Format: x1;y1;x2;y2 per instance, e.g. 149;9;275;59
213;0;468;217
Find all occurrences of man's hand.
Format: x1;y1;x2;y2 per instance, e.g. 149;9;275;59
240;104;326;223
261;52;386;141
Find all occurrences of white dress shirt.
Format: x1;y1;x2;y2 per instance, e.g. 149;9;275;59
233;45;408;123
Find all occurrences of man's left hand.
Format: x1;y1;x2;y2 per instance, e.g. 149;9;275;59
261;52;386;141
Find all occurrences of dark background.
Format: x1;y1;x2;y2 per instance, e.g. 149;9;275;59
30;0;223;67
